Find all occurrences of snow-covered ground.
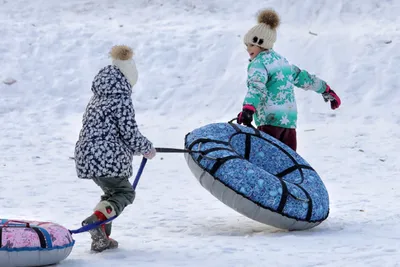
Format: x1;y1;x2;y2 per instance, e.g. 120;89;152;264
1;0;400;266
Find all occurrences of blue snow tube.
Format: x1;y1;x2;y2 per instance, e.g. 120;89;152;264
184;122;329;230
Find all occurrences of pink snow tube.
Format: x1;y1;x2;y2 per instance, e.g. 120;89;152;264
0;219;75;267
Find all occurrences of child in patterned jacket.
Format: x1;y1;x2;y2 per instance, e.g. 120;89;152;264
237;9;341;151
74;45;156;252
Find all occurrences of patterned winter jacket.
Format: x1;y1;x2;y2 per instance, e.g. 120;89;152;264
243;50;327;129
74;65;153;179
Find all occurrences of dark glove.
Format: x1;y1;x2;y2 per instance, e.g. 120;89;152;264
237;105;255;126
322;85;341;110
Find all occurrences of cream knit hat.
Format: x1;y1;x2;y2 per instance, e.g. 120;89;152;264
110;45;138;87
244;9;280;49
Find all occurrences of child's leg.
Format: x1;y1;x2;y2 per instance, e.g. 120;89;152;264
93;176;136;216
257;125;297;151
257;125;284;140
95;177;135;245
281;128;297;151
90;181;113;239
82;177;135;252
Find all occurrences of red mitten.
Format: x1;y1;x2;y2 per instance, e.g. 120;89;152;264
322;85;341;110
237;105;256;126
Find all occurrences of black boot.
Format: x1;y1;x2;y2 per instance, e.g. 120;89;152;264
104;222;112;236
82;213;112;252
104;222;118;249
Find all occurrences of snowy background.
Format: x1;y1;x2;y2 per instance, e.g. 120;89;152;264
1;0;400;266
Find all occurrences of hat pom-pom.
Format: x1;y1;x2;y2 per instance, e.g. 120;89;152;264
110;45;134;61
257;9;280;30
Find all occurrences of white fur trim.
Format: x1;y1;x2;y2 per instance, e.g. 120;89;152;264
112;59;138;87
94;200;117;219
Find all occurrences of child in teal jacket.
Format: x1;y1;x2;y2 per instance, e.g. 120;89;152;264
237;8;341;151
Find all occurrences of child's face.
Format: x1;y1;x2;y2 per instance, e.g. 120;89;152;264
246;44;263;60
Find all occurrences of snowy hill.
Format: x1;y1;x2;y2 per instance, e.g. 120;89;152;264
1;0;400;266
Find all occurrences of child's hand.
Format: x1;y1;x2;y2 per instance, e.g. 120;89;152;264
143;147;156;159
237;105;255;126
322;85;341;110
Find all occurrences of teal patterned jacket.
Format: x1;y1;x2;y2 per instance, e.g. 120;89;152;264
243;50;327;129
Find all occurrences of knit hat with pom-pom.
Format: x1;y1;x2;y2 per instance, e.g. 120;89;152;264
110;45;138;87
244;9;280;49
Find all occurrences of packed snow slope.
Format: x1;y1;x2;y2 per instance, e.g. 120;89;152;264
1;0;399;123
1;0;400;266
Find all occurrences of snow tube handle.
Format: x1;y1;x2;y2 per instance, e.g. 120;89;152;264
1;220;31;228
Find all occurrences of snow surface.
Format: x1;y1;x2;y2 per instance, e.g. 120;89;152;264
1;0;400;266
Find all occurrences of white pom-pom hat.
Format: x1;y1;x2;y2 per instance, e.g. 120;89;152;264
244;9;281;49
109;45;138;87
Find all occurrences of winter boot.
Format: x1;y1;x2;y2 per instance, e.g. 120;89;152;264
104;222;112;236
94;201;119;249
104;221;118;249
81;201;118;252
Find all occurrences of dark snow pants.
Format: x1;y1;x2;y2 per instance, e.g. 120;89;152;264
258;125;297;151
92;177;135;216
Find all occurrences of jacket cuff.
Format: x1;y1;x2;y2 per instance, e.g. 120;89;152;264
243;104;256;113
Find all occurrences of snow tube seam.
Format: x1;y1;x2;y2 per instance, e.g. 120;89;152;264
0;241;75;252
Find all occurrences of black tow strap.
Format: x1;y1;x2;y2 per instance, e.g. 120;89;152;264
209;155;242;176
275;165;315;220
244;134;252;160
197;147;235;162
32;227;47;249
0;226;47;249
276;164;315;178
188;138;230;151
